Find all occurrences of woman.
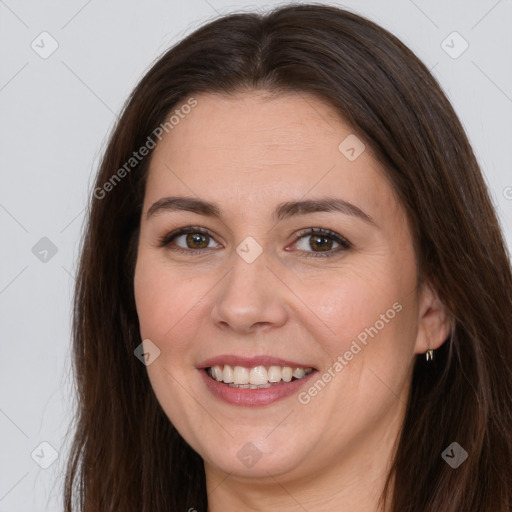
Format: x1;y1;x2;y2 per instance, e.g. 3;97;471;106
63;3;512;511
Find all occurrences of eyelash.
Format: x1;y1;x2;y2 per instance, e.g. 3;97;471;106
157;226;352;258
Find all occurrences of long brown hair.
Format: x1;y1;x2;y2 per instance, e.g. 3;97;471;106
63;3;512;511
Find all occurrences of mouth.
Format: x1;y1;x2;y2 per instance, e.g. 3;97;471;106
205;364;315;389
197;355;318;406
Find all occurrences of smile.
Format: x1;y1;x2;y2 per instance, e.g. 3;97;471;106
207;364;314;388
200;364;318;406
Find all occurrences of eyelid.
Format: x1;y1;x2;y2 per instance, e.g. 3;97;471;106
157;226;219;250
158;226;352;256
292;227;352;249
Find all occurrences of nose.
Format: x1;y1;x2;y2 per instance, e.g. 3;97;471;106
210;245;289;334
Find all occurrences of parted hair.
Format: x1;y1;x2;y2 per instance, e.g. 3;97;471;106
64;4;512;511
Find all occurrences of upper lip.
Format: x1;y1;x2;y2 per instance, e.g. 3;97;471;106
197;354;316;370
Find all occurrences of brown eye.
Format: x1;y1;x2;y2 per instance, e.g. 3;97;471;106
309;234;333;252
185;232;210;249
158;227;220;253
291;228;351;258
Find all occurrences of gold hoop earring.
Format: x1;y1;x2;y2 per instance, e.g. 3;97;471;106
425;349;434;362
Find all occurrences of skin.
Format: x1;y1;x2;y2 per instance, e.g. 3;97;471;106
133;90;452;511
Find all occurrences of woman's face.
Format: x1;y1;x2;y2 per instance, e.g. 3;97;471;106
134;90;449;484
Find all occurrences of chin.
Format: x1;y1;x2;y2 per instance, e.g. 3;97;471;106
196;430;316;480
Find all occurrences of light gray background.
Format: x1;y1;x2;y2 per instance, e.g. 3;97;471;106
0;0;511;510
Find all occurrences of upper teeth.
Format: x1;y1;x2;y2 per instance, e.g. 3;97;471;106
207;364;313;386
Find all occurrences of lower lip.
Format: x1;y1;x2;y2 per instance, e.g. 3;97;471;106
199;368;318;407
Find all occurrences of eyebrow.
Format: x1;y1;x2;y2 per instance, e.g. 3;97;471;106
146;196;377;227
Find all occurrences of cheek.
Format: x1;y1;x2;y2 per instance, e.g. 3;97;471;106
133;258;205;427
294;262;405;345
295;263;418;395
133;256;203;348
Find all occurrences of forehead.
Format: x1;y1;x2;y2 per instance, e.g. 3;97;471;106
150;90;355;166
144;90;401;224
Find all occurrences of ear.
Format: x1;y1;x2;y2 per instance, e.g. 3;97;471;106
414;281;453;355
